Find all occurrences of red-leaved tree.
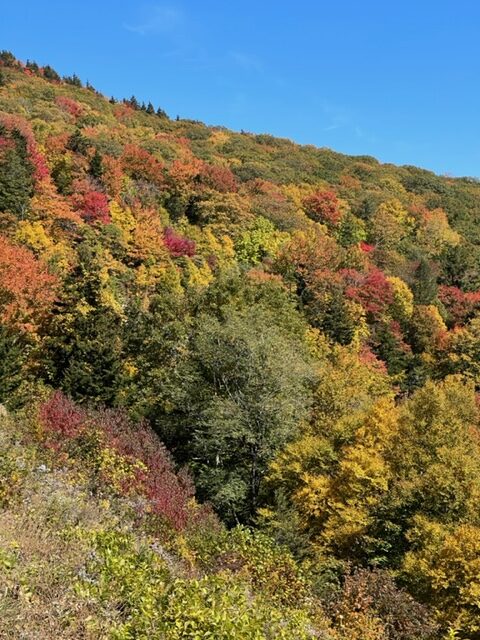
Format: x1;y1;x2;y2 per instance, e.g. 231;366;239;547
303;190;343;227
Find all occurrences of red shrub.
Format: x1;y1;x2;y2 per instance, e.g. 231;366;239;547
360;241;375;253
55;96;84;119
113;103;135;122
37;393;208;531
73;190;110;224
39;390;86;439
163;227;196;257
92;408;197;530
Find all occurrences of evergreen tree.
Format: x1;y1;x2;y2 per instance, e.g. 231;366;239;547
26;60;40;73
67;129;89;154
413;257;438;304
0;130;34;215
89;149;104;179
51;156;73;195
0;50;16;67
60;307;124;404
64;73;82;87
0;325;27;407
129;95;139;109
43;65;60;81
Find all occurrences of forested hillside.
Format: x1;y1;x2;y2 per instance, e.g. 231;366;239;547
2;50;480;638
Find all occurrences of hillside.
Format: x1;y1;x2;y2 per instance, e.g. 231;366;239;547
1;50;480;638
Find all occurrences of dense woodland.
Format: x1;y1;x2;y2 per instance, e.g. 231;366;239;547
2;50;480;638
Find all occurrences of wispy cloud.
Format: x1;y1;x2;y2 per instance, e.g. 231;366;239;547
320;100;351;132
124;4;184;36
319;100;377;143
228;51;263;73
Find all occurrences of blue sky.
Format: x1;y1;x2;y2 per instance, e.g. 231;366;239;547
2;0;480;176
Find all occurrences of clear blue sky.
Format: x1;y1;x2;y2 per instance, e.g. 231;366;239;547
2;0;480;177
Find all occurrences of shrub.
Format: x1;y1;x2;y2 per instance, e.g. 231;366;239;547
38;392;205;530
163;227;196;257
330;568;438;640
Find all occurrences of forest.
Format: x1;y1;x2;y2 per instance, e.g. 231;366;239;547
2;50;480;638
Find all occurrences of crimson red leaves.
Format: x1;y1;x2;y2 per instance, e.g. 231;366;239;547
73;190;111;224
40;390;86;439
38;391;205;530
163;227;196;257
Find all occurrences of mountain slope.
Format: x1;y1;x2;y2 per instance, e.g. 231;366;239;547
1;50;480;637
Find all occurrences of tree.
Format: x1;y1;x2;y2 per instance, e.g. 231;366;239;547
89;149;104;179
412;258;438;304
440;317;480;385
67;129;89;154
51;156;73;195
73;191;110;224
0;50;16;67
234;216;286;265
369;199;411;251
64;73;82;87
127;95;139;109
269;374;480;581
0;325;28;407
42;65;60;81
42;234;124;404
0;235;57;333
409;305;446;354
0;129;34;215
336;211;366;247
415;206;459;257
189;307;315;523
402;518;480;635
303;190;343;227
59;307;124;404
120;144;164;187
25;60;40;73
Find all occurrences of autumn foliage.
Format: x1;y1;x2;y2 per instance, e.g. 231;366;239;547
0;234;57;332
303;189;343;227
163;226;196;257
2;50;480;638
73;190;110;224
39;391;204;530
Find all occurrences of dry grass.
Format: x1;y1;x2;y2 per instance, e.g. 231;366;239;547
0;427;128;640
